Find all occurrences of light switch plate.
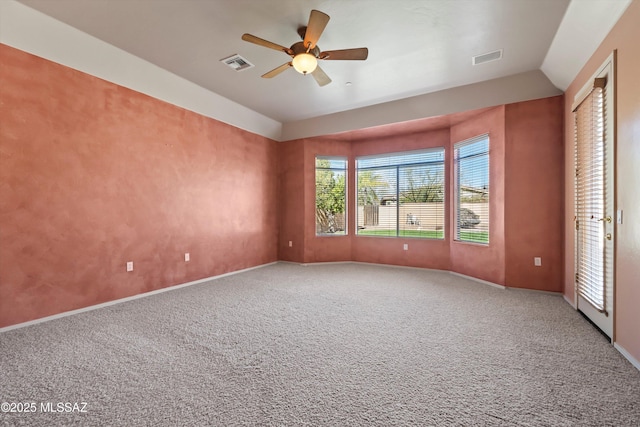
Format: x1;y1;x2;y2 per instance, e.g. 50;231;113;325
126;261;133;272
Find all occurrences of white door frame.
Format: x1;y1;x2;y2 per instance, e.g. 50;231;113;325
573;52;616;340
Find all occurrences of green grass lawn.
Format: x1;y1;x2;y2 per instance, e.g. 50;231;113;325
457;231;489;243
357;229;444;239
357;228;489;243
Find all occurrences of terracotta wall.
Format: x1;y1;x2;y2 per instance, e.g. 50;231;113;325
505;96;564;291
563;1;640;362
277;140;305;263
1;43;569;330
281;104;564;291
449;107;507;284
0;44;279;327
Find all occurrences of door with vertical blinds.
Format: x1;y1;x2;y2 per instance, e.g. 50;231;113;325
574;56;615;339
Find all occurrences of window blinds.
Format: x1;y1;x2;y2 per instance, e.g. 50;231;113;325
574;78;607;313
356;149;445;239
453;135;490;244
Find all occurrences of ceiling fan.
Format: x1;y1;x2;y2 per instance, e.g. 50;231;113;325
241;9;368;87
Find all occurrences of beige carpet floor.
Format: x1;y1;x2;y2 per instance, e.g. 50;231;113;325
1;262;639;426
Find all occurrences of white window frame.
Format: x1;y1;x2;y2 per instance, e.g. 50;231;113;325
453;135;490;245
315;156;348;236
355;148;445;239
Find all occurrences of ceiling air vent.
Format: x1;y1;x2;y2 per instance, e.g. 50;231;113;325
472;49;503;66
220;54;254;71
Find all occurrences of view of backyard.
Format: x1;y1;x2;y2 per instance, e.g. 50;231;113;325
356;229;489;243
315;145;489;244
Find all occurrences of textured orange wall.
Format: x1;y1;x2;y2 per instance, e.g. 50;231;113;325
0;42;570;329
277;140;305;262
505;96;564;291
449;107;507;285
0;44;279;327
563;1;640;360
280;104;564;287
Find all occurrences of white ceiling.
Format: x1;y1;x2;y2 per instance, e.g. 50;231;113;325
9;0;632;139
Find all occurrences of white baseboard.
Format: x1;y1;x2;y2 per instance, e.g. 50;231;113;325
449;271;506;290
353;261;449;274
295;260;505;289
614;342;640;371
300;261;354;267
299;261;562;294
299;260;447;274
0;261;277;334
507;287;562;296
563;294;577;309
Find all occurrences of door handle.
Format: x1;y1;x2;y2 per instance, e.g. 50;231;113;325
598;216;612;223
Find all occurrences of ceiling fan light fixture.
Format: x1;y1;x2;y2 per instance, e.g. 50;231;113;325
292;53;317;74
241;9;367;86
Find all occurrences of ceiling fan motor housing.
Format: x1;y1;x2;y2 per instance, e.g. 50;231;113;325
291;42;321;58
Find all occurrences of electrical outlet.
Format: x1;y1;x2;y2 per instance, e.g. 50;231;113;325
534;257;542;267
403;244;409;251
126;261;133;272
185;253;190;262
289;241;293;247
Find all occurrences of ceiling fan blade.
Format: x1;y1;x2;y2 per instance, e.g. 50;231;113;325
262;62;292;78
320;48;369;61
311;65;331;87
242;33;293;55
303;10;330;49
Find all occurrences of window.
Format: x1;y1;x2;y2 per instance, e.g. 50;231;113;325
356;148;445;238
454;135;489;244
315;157;347;235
